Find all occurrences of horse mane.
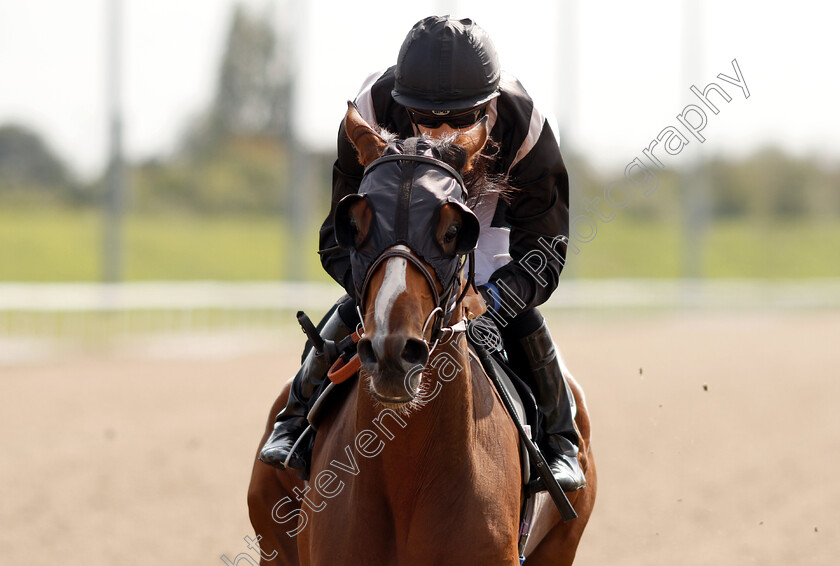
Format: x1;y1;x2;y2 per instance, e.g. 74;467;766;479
374;126;515;210
424;134;514;210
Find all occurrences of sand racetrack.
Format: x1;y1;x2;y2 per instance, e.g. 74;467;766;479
2;309;838;565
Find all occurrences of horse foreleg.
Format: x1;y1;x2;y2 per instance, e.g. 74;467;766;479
247;384;306;566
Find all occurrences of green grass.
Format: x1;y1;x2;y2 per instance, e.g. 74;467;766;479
0;208;329;281
2;208;839;281
566;216;683;278
562;215;840;279
703;219;840;278
0;208;100;281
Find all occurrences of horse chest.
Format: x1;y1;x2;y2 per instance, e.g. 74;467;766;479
303;378;520;564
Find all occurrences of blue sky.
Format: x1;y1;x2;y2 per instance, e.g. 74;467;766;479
1;0;837;178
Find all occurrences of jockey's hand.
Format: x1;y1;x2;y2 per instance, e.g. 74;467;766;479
460;276;487;321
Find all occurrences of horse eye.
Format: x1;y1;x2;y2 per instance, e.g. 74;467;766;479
349;216;358;233
443;224;460;244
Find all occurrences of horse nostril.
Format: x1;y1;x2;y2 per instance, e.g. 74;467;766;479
401;338;429;367
358;339;377;368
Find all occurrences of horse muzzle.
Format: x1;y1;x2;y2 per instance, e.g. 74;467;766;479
358;333;429;403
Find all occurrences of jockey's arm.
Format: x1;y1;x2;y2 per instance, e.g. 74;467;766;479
319;123;366;296
478;120;570;319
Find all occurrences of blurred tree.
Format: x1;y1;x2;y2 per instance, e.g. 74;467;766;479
705;156;752;218
214;4;290;138
695;148;834;220
0;124;96;206
131;137;290;214
0;124;69;189
183;3;291;156
745;148;809;218
828;166;840;216
127;2;297;215
567;145;840;228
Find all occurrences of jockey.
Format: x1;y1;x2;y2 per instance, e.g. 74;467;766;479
260;15;586;492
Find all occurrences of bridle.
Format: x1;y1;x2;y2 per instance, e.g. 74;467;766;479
353;150;477;352
357;244;471;353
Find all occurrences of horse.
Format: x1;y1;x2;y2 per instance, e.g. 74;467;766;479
247;103;596;565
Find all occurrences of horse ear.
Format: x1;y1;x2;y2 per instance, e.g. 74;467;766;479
344;101;387;166
452;115;489;172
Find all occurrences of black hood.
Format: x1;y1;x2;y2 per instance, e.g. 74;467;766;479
334;138;480;302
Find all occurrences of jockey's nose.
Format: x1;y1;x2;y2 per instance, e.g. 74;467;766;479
358;334;429;376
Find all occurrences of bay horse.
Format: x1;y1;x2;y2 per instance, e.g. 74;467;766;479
248;103;596;565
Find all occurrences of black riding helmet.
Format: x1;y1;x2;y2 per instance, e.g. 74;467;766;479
392;16;501;113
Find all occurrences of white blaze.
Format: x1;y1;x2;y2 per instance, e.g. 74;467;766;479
374;245;409;333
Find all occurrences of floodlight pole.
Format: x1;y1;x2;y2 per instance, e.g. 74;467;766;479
103;0;125;283
281;0;306;281
681;0;707;279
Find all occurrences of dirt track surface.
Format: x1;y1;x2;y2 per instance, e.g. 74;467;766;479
2;310;839;565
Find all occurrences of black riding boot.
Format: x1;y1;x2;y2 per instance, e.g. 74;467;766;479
520;321;587;492
259;302;353;475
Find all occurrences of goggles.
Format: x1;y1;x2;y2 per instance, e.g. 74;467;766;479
406;104;488;129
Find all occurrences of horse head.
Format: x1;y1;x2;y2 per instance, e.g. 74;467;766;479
334;102;487;406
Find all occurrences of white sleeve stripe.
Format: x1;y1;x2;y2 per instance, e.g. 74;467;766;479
354;69;388;125
509;104;545;174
